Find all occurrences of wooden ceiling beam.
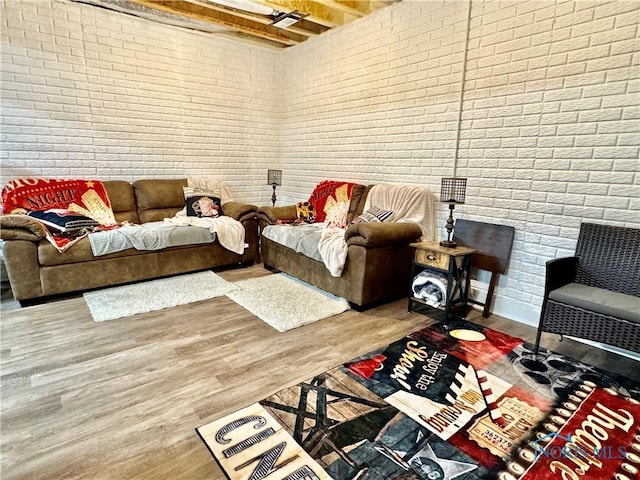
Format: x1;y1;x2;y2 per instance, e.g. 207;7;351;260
250;0;343;28
130;0;305;46
335;0;389;15
184;0;318;37
78;0;398;48
312;0;364;18
294;17;329;35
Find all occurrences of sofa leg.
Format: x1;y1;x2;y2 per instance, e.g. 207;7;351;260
19;299;38;308
349;302;367;312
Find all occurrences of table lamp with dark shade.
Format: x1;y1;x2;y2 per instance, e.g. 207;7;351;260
439;177;467;248
267;169;282;207
437;178;486;342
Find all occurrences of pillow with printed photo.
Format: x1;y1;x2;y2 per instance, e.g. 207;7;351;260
183;187;224;218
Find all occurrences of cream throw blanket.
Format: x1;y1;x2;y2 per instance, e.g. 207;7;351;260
318;226;350;277
163;177;245;254
187;176;234;205
89;221;216;256
318;184;435;277
363;183;436;242
88;177;245;256
164;212;246;255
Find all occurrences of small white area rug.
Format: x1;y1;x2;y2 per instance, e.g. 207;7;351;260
226;273;350;332
84;271;237;322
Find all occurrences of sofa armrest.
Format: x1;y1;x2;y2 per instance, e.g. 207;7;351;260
0;215;47;241
545;256;579;295
256;205;298;225
223;202;258;222
345;222;422;247
2;239;43;301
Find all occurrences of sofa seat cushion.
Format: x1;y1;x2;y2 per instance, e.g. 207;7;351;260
549;283;640;323
38;223;218;267
88;222;216;256
38;237;148;266
262;224;324;262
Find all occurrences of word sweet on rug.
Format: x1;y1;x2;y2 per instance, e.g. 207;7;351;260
225;273;350;332
84;271;237;322
198;321;640;480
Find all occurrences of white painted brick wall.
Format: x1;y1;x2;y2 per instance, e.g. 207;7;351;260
1;0;638;329
457;0;640;324
280;0;469;203
281;0;638;326
0;0;281;204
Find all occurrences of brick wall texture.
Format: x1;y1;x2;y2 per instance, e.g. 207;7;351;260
1;0;281;202
1;0;639;325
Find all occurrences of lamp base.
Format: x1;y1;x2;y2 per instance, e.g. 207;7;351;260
439;239;457;248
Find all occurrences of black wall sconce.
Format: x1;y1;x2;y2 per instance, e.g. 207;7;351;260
267;169;282;207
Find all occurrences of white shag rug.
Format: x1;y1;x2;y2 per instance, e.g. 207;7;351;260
84;271;237;322
226;273;350;332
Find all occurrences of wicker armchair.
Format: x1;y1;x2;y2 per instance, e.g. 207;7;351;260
534;222;640;354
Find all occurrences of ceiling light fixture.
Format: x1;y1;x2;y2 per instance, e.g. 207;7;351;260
271;10;306;29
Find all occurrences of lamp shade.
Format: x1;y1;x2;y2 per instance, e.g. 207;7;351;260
440;177;467;204
267;169;282;186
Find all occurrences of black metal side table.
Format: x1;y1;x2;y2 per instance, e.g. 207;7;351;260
408;241;476;325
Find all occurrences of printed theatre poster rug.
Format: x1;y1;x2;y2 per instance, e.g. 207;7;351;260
197;321;640;480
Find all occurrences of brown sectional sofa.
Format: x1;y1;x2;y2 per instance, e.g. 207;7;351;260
1;179;258;304
256;183;425;309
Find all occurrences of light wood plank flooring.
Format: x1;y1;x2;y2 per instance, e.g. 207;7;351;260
1;265;638;479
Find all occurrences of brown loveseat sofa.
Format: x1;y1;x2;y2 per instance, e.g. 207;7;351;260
256;182;434;309
1;179;258;304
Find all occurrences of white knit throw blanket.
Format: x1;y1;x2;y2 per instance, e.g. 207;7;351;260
187;176;234;205
318;184;436;277
164;213;246;255
363;184;436;241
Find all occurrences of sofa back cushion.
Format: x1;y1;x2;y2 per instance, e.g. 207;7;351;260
350;184;369;223
133;179;188;223
103;181;139;224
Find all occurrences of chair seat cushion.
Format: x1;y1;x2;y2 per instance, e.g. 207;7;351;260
549;283;640;323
